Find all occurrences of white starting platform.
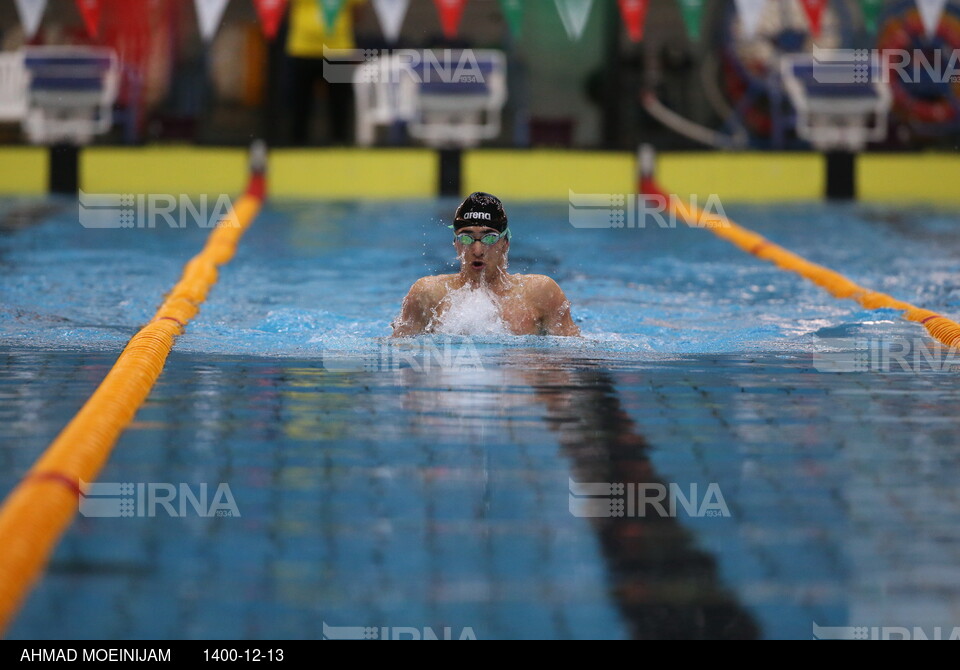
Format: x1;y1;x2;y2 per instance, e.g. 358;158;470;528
354;49;507;149
1;46;120;145
780;50;892;152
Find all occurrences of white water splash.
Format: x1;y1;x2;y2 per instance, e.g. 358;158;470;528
432;284;510;336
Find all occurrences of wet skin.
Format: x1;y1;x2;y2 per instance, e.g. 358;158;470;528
391;225;581;338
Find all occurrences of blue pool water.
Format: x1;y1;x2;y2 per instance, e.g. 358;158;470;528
1;197;959;639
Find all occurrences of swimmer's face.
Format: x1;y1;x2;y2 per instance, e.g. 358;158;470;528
454;225;509;275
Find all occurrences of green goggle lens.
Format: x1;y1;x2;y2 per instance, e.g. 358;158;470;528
454;229;510;245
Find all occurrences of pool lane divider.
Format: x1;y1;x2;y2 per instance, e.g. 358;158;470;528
0;142;268;636
638;168;960;351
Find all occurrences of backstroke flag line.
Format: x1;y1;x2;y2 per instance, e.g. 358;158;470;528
318;0;348;30
372;0;410;43
433;0;468;39
734;0;766;39
799;0;829;37
555;0;594;41
618;0;650;43
498;0;523;37
253;0;289;40
678;0;706;41
75;0;101;39
861;0;884;35
194;0;230;43
916;0;948;38
14;0;48;40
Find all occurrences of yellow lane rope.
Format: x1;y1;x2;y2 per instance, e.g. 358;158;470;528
640;176;960;350
0;161;266;635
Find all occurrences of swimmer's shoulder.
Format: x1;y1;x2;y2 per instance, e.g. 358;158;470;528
408;274;458;301
516;274;564;294
516;275;572;314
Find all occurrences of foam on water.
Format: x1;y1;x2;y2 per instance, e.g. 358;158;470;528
431;284;511;336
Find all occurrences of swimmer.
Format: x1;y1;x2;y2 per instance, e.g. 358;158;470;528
391;192;581;337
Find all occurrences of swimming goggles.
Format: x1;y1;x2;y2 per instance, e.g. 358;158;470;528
451;228;511;245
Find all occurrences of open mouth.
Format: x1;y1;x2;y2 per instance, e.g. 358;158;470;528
471;261;486;270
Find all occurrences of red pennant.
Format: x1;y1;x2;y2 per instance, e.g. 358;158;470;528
617;0;649;42
75;0;101;39
798;0;829;37
253;0;289;41
433;0;467;39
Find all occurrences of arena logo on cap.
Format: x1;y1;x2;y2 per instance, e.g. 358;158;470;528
462;211;492;221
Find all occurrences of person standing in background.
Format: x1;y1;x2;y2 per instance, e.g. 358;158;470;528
285;0;365;145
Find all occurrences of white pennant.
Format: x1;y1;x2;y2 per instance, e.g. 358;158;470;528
195;0;230;43
916;0;948;38
372;0;410;44
13;0;48;40
554;0;594;41
734;0;766;39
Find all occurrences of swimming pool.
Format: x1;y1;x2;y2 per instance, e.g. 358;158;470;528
1;196;959;639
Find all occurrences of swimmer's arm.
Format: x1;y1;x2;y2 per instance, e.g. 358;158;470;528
540;278;582;337
391;278;433;337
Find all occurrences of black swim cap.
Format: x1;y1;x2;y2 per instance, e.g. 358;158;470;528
453;192;508;232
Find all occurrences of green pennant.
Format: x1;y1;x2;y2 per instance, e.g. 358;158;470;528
498;0;524;37
678;0;706;42
860;0;884;36
317;0;348;30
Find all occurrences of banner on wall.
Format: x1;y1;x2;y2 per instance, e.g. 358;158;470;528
618;0;650;43
734;0;766;39
433;0;468;39
253;0;288;40
799;0;829;37
13;0;48;40
195;0;230;43
555;0;594;41
916;0;948;37
372;0;410;43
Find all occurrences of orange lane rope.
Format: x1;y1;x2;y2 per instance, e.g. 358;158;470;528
640;176;960;350
0;161;267;636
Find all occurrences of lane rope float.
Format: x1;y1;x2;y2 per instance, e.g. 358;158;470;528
638;151;960;351
0;141;268;636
